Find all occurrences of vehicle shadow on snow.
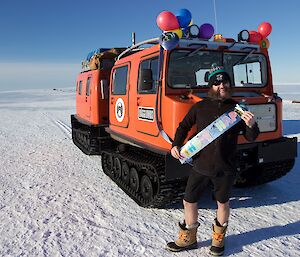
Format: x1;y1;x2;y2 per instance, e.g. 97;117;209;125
283;120;300;135
167;176;300;210
198;220;300;255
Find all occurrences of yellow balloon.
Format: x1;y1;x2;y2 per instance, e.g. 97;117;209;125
168;28;183;38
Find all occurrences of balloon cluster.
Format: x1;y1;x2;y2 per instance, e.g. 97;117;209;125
156;9;215;50
248;22;272;49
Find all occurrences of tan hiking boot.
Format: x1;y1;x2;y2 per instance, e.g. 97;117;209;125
166;221;199;252
209;218;228;256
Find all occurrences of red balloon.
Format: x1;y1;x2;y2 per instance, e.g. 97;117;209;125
258;22;272;38
248;30;263;43
156;11;180;31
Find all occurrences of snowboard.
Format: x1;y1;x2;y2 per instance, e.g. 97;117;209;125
179;103;247;164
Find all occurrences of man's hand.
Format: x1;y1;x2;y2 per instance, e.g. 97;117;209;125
171;146;183;159
241;111;256;128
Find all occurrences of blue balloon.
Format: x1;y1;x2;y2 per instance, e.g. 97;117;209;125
176;8;192;28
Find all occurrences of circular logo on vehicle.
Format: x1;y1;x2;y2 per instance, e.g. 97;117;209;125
115;98;125;122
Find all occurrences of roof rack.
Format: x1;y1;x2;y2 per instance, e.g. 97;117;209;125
117;37;160;60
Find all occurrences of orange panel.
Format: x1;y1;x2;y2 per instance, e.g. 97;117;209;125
75;70;109;125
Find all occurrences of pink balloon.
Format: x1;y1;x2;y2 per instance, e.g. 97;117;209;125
258;22;272;38
248;30;263;43
156;11;180;31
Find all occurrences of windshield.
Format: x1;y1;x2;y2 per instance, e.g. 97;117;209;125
167;50;268;88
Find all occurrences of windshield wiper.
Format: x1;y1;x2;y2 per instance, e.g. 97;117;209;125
233;49;256;66
187;44;207;57
174;45;207;62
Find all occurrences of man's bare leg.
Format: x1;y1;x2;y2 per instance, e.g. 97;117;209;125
216;201;230;225
183;199;198;226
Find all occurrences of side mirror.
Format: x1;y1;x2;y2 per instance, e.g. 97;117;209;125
204;71;210;82
139;69;153;91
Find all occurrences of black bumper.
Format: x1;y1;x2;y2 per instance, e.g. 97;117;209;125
257;137;297;164
237;136;297;169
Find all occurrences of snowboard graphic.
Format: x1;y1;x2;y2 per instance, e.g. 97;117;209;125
179;104;247;164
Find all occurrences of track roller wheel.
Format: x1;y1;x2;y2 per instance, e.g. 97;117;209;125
129;167;139;192
102;153;114;176
114;157;122;178
140;175;153;202
121;162;130;185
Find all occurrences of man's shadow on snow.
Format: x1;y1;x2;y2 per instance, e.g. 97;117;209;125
198;220;300;256
229;141;299;209
167;142;299;210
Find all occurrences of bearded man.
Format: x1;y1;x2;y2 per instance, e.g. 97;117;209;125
166;65;259;256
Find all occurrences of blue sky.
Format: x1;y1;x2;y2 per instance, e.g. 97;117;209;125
0;0;299;90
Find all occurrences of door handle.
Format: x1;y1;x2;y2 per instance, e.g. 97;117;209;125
111;97;115;104
137;97;141;106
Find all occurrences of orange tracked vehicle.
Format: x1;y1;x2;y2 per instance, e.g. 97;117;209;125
71;32;297;208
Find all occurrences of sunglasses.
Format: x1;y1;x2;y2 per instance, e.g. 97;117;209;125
213;80;229;86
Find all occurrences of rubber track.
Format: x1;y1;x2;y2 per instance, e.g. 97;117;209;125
102;146;186;208
72;128;100;155
235;159;295;187
256;159;295;184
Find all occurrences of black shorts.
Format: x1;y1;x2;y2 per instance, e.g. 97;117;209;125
184;171;235;204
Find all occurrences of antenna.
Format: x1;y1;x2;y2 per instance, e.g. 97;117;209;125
213;0;218;34
132;32;136;46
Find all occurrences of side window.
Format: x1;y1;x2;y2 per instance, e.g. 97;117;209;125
112;66;128;95
86;77;91;96
138;57;158;94
78;81;82;95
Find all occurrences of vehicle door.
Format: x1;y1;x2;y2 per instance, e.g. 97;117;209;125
136;55;159;136
109;64;130;128
84;76;92;119
76;79;85;118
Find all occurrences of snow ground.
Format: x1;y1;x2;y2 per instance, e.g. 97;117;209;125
0;87;299;257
